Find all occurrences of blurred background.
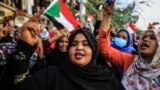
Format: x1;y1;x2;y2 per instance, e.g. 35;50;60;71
0;0;160;34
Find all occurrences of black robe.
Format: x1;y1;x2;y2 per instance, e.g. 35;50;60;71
0;29;125;90
45;49;67;66
45;38;67;67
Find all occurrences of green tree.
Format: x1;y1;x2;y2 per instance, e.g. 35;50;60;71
77;0;132;29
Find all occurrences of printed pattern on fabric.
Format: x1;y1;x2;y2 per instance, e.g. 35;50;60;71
29;52;38;68
0;42;16;65
122;30;160;90
0;42;38;68
14;70;29;84
122;56;160;90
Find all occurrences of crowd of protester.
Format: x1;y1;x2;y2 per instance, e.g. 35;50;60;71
0;0;160;90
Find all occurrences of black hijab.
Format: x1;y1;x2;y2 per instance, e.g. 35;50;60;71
46;36;68;66
61;28;124;90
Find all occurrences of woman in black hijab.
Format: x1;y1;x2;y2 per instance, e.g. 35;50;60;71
45;35;68;66
0;22;124;90
61;28;124;90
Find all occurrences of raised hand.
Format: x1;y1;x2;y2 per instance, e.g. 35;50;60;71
48;28;69;43
100;0;115;34
19;22;40;46
60;28;70;37
28;7;45;22
102;0;115;16
48;29;62;43
0;16;15;27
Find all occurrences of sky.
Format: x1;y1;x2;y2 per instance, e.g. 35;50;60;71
139;0;160;18
115;0;160;30
135;0;160;30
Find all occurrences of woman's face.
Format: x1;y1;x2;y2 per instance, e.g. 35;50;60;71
117;31;128;41
58;36;68;52
139;31;158;60
69;33;92;67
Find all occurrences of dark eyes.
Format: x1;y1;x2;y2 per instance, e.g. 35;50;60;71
150;36;156;40
151;36;156;40
83;42;89;46
142;35;156;40
116;35;127;40
71;41;90;46
59;40;68;43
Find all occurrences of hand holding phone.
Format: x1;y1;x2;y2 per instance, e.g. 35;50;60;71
103;0;115;16
106;0;113;6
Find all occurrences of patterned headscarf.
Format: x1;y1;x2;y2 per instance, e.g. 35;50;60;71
122;30;160;90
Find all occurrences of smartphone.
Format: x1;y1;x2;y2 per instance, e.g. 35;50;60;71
105;0;113;6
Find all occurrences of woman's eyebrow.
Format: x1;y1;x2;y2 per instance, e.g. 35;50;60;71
72;40;88;44
83;40;88;42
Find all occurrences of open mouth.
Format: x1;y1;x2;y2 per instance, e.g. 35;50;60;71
140;43;149;50
75;53;85;60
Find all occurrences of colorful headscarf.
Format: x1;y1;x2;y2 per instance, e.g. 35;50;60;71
122;30;160;90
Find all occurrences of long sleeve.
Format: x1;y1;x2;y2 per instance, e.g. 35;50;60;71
0;40;36;89
94;20;101;36
98;30;135;73
29;56;45;74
